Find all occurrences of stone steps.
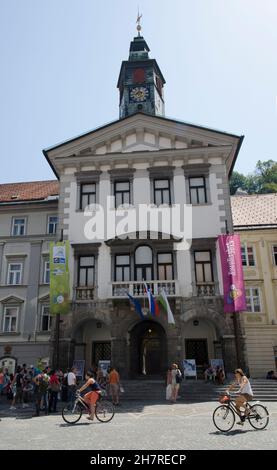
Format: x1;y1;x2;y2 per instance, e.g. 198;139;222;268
120;379;277;402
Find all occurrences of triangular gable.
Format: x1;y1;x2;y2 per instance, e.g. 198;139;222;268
44;112;243;178
0;295;25;304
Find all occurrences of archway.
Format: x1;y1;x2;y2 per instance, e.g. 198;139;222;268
129;321;167;377
73;319;111;370
183;317;221;377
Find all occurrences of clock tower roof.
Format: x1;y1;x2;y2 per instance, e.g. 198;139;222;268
117;32;166;119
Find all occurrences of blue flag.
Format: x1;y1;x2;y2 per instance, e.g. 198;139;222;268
127;292;144;320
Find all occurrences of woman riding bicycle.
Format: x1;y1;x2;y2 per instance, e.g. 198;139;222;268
227;368;253;425
78;370;101;421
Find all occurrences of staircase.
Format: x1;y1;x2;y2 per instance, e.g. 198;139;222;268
120;379;277;402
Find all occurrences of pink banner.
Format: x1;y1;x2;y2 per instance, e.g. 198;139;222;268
218;234;246;312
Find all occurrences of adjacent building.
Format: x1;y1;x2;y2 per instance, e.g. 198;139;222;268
232;193;277;377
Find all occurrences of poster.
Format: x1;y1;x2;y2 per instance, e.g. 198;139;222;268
183;359;197;377
217;234;246;312
73;360;85;379
210;359;224;372
98;360;110;377
50;241;70;315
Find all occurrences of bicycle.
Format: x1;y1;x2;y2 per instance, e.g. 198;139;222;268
213;391;269;432
62;391;115;424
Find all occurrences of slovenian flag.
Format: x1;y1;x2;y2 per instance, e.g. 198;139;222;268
127;292;144;320
144;282;160;316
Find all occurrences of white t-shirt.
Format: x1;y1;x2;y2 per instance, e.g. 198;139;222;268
67;372;76;386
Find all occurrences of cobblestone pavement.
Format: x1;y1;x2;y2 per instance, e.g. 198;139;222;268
0;400;276;450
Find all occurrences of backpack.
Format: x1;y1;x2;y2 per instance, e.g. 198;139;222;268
176;370;183;384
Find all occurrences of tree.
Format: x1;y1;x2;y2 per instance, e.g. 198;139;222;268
230;160;277;194
229;171;247;195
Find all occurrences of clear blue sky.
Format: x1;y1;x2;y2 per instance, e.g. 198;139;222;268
1;0;277;183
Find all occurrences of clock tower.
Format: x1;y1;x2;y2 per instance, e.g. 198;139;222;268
117;22;166;119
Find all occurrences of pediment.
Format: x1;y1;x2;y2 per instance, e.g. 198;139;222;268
0;295;25;304
38;294;50;303
45;113;243;176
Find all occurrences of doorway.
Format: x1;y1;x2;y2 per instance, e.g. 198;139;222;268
185;339;209;376
130;321;167;377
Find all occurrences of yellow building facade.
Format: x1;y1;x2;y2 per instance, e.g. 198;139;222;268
232;194;277;377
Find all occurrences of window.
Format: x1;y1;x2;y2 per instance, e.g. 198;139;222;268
78;256;95;286
157;253;173;280
154;179;171;205
44;260;50;284
241;244;255;267
41;305;52;331
3;307;18;332
80;183;96;210
7;263;22;285
273;246;277;266
12;218;26;236
114;181;130;207
135;246;153;281
48;216;58;234
246;288;261;312
194;251;213;283
115;255;130;282
189;177;207;204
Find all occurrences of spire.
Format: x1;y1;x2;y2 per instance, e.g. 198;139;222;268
136;10;142;37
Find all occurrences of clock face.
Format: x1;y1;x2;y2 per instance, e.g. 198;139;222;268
129;86;149;103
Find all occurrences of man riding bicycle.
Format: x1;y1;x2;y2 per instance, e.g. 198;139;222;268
227;368;253;425
78;370;101;421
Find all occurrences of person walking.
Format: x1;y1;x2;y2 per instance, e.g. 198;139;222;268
107;366;120;406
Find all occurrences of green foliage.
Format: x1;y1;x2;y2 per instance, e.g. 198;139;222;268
230;160;277;195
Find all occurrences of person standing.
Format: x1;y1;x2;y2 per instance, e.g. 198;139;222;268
67;367;77;405
0;368;4;399
170;363;182;403
48;370;60;413
107;367;120;406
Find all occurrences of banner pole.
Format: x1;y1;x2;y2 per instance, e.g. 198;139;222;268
54;229;63;369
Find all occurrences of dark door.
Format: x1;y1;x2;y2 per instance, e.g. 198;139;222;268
92;342;111;365
185;339;209;376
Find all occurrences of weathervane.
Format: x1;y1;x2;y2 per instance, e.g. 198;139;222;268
136;9;142;36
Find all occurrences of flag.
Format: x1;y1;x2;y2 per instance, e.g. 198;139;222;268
158;288;175;324
144;282;160;316
127;292;144;320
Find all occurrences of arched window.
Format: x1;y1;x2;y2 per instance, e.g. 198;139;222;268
135;246;153;281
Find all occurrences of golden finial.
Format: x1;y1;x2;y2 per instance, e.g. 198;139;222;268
136;9;142;36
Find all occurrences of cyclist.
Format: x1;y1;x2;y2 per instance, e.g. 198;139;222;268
227;368;253;425
78;370;101;421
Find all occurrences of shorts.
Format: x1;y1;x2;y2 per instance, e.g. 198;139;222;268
84;391;100;405
109;383;119;395
241;393;253;401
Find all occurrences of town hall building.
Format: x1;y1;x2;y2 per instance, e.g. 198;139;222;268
0;27;253;378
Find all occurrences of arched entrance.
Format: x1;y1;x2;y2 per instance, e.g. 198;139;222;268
73;319;111;370
183;317;222;376
130;321;167;377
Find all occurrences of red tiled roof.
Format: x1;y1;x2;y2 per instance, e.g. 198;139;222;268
0;180;59;203
231;193;277;227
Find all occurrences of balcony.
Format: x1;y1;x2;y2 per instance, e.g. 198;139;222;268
74;286;95;301
195;282;217;297
112;280;177;298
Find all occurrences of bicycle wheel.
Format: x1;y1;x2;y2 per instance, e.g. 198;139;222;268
213;405;235;432
62;402;83;424
248;404;269;430
95;399;115;423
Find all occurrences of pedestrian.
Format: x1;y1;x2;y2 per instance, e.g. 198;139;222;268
67;367;77;405
61;368;70;402
10;366;23;410
107;366;120;406
32;371;48;417
0;368;4;398
48;370;60;413
170;363;182;403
